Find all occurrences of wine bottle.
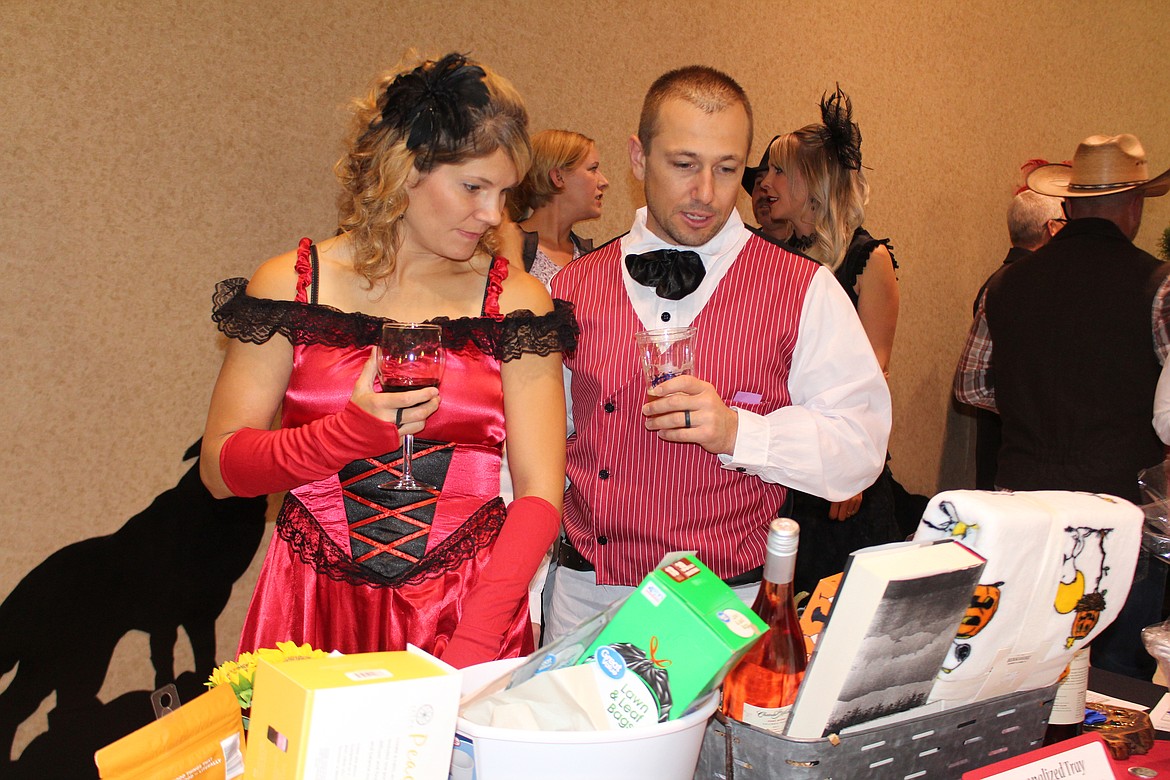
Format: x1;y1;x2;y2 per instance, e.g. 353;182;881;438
1043;646;1089;745
721;517;807;734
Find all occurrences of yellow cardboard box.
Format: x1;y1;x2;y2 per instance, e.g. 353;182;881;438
244;645;460;780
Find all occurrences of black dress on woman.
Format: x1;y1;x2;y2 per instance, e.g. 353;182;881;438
791;227;902;597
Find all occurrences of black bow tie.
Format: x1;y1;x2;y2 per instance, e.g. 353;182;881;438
625;249;706;300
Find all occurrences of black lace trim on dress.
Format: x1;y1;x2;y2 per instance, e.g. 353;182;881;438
211;277;578;359
274;493;507;588
837;228;898;292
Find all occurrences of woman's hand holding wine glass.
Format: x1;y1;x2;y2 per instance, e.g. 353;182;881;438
376;322;445;491
351;353;438;437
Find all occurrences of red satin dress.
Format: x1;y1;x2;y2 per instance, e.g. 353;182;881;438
211;239;574;658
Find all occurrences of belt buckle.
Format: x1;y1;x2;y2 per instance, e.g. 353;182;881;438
556;536;594;572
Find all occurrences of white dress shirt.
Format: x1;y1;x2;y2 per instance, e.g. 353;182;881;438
606;208;891;501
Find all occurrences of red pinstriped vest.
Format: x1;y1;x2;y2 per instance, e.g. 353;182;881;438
552;233;819;585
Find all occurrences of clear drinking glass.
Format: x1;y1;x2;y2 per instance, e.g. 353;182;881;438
377;322;445;491
634;326;697;393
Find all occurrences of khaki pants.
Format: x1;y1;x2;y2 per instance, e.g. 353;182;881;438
541;562;760;647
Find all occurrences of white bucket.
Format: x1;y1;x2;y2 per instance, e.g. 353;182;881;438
450;658;718;780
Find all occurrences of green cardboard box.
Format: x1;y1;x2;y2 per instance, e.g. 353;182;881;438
580;555;767;726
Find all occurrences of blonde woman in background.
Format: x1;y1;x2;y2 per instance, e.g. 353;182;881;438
759;86;902;596
497;130;606;642
503;129;608;286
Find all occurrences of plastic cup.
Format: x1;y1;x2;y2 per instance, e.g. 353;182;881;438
634;327;697;391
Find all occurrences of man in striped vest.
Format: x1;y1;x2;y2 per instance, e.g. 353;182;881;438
544;66;892;642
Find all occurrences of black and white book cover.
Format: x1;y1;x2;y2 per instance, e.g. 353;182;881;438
784;540;985;738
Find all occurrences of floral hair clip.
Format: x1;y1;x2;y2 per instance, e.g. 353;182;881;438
379;52;490;165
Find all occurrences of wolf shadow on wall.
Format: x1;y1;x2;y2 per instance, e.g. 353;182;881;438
0;440;268;778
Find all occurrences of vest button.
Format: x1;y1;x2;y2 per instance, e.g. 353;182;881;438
660;312;672;322
603;402;615;413
599;469;610;480
597;535;609;545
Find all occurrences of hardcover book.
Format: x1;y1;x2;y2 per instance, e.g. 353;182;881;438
784;539;986;738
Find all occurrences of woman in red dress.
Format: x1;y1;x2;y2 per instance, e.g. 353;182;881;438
200;54;575;668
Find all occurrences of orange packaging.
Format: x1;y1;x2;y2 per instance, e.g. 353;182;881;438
799;572;843;656
94;683;245;780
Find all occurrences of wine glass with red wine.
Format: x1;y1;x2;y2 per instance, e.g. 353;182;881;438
377;322;445;491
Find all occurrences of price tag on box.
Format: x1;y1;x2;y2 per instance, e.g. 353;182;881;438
961;733;1114;779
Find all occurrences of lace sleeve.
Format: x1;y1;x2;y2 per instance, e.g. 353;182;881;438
839;232;898;292
494;299;579;361
211;278;578;358
441;299;579;360
211;277;382;346
212;277;286;345
853;237;898;275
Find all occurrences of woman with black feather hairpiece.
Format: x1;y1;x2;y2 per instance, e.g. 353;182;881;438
200;53;576;668
758;86;904;596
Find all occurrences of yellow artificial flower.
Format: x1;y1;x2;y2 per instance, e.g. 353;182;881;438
206;642;324;711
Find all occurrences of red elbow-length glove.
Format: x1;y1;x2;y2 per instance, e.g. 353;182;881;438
218;400;401;498
440;495;561;669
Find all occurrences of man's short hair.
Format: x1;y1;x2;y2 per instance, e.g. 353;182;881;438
1066;188;1141;220
1007;190;1063;249
637;65;753;153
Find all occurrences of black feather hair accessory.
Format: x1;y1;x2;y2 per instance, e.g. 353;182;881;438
379;53;490;164
819;84;863;171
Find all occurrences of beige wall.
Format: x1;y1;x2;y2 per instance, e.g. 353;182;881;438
3;0;1169;755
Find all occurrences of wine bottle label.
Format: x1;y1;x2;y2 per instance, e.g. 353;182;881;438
741;702;793;734
1049;648;1090;726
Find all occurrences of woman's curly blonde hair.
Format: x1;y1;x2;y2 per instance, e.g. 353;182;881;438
334;54;531;286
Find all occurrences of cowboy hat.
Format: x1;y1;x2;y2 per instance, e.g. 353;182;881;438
1027;134;1170;198
741;135;780;194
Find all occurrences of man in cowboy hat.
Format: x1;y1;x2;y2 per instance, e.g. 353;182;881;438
954;133;1170;679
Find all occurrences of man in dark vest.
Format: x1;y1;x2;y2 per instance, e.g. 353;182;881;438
955;133;1170;679
969;188;1065;490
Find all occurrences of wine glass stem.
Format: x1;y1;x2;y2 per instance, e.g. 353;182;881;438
401;433;415;481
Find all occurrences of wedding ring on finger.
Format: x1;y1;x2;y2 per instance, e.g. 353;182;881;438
684;410;692;429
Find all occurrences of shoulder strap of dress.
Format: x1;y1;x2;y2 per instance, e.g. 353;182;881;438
521;229;539;272
293;237;317;304
308;245;321;305
571;232;594;255
841;228;897;282
482;254;510;317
